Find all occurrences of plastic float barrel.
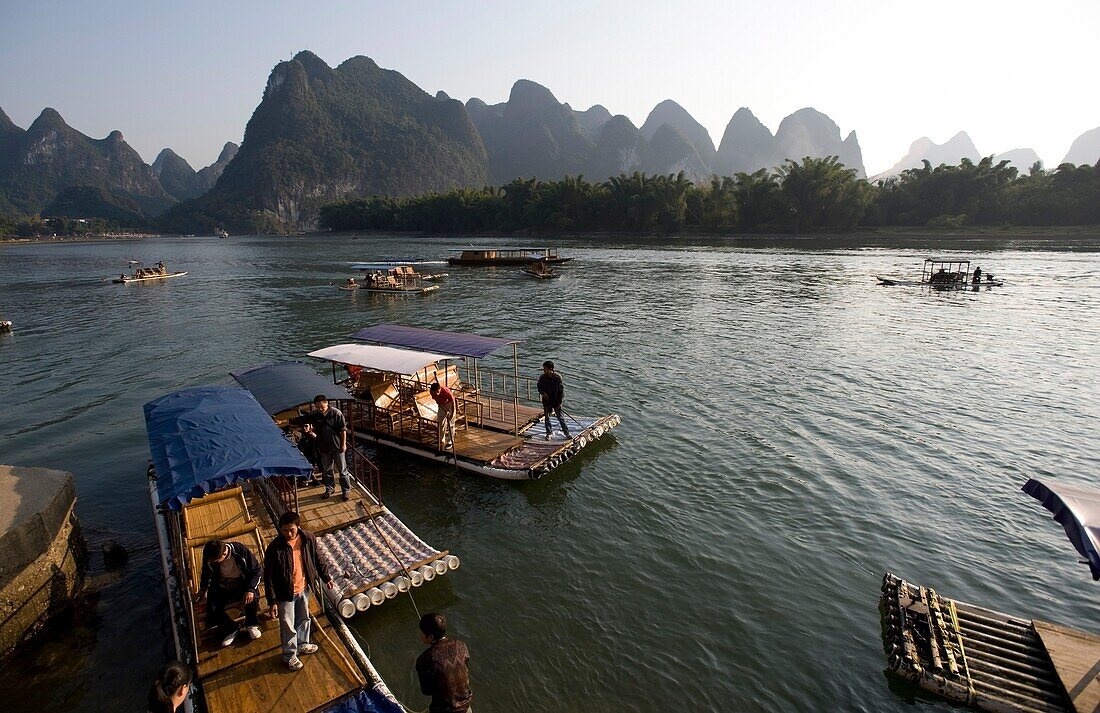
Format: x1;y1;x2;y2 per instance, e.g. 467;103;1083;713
325;584;344;607
443;555;460;571
338;598;357;619
380;581;399;599
353;593;371;612
393;575;411;592
409;569;424;587
432;559;448;576
578;436;587;448
418;564;436;582
366;587;386;606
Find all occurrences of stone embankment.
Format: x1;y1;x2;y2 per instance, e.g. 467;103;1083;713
0;465;85;657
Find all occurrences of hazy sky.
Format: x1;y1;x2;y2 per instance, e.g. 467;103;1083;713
2;1;1097;175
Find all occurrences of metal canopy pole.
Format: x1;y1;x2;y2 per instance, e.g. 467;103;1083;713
513;343;520;434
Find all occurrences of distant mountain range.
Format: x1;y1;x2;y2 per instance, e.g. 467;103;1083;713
2;50;1098;232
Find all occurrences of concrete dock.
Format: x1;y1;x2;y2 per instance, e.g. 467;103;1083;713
0;465;85;657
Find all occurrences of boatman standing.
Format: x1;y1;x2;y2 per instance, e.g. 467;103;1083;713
429;382;457;451
264;511;335;671
416;613;473;713
537;360;571;440
293;395;352;500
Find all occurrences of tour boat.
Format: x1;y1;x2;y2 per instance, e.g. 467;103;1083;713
877;259;1003;288
344;264;442;294
0;319;12;334
112;261;187;284
145;385;425;713
448;247;574;266
308;324;620;480
216;228;229;239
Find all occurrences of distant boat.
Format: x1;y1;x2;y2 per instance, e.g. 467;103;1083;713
449;247;574;266
215;227;229;239
343;263;442;294
521;260;561;279
112;261;187;284
877;258;1003;288
0;319;12;334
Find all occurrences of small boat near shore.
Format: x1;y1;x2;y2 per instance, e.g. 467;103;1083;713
145;386;405;713
880;477;1100;713
449;247;574;266
112;260;187;284
877;258;1003;289
0;319;12;334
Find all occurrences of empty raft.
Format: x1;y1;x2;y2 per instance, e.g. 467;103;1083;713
880;573;1100;713
318;511;459;618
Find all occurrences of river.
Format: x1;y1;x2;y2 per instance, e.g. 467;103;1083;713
0;233;1097;712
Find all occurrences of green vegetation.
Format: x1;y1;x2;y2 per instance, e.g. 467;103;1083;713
320;156;1100;234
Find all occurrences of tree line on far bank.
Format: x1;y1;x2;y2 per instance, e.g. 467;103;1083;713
319;156;1100;234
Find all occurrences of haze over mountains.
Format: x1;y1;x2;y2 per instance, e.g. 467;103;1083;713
2;50;1098;232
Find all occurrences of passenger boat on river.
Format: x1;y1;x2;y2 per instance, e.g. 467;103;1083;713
145;384;447;713
877;259;1003;288
448;247;574;266
343;264;442;294
112;260;187;284
308;324;620;480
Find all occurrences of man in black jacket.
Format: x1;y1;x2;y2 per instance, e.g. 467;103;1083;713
195;539;263;647
292;395;352;500
416;612;473;713
263;511;335;670
536;360;571;440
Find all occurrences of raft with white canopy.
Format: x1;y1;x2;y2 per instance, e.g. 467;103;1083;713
308;329;621;480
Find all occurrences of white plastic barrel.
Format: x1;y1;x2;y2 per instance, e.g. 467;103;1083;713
353;593;371;612
443;555;461;571
394;575;412;592
380;581;399;599
409;569;424;587
338;598;356;619
432;559;448;576
418;564;436;582
367;587;386;605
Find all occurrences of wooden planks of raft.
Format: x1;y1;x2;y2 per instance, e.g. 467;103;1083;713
881;573;1079;713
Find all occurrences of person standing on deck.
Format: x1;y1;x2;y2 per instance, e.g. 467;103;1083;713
292;395;352;501
195;539;263;647
416;613;473;713
264;511;335;671
537;360;571;440
430;382;457;451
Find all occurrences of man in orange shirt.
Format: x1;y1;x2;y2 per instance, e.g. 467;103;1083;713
429;382;457;451
263;511;335;670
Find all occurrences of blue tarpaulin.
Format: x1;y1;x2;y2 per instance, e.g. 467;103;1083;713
230;361;349;415
144;386;313;510
351;323;517;359
323;687;403;713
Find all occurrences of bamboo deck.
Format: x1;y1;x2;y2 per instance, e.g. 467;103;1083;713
290;480;384;535
880;573;1099;713
466;394;543;433
179;484;369;713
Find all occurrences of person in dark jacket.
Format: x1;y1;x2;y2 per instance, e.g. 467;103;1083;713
263;511;335;670
195;539;262;647
536;360;571;440
416;613;472;713
291;395;352;500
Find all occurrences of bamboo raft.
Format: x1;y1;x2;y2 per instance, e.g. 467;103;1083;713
880;573;1100;713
